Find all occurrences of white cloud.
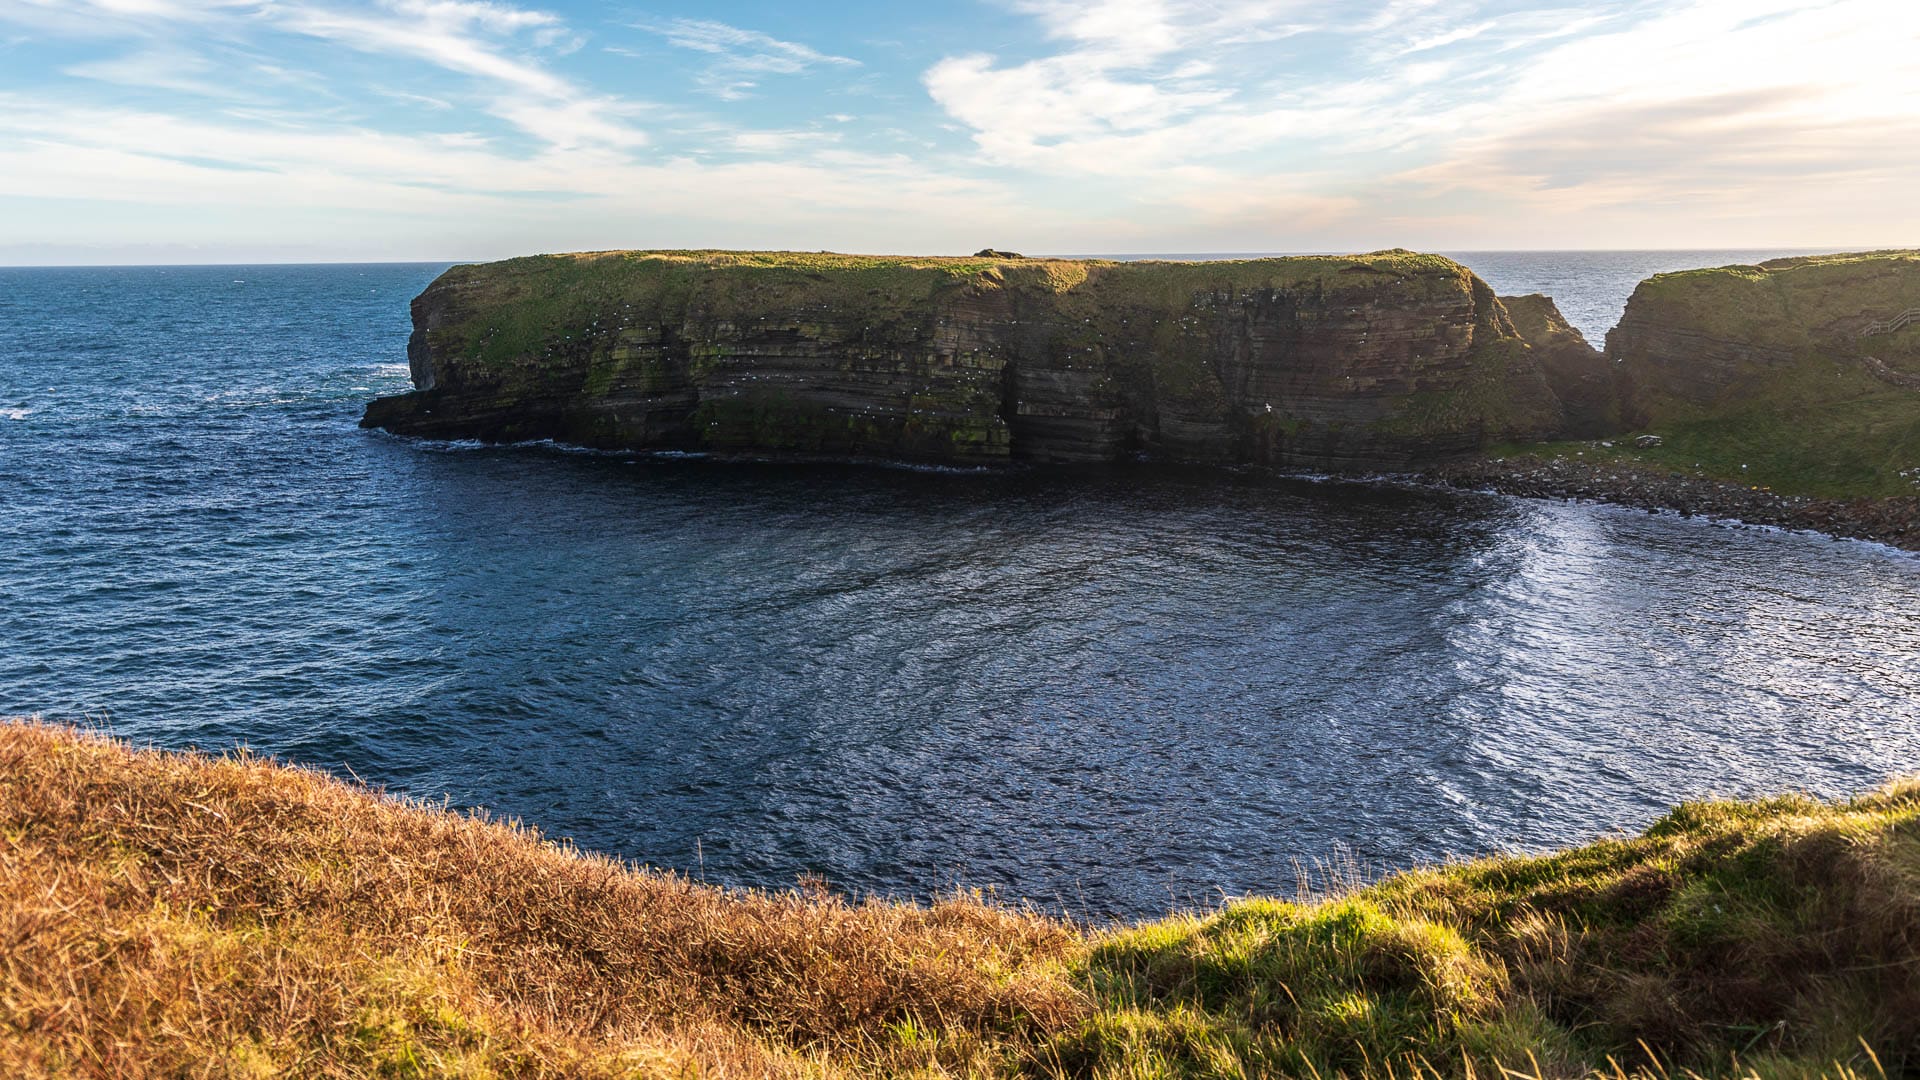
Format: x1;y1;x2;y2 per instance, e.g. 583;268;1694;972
275;0;650;151
924;0;1380;174
0;93;1034;256
63;46;235;96
919;0;1920;247
5;0;1919;257
1399;0;1920;233
3;0;655;152
641;18;859;100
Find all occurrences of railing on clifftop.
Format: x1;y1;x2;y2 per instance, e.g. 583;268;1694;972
1860;307;1920;337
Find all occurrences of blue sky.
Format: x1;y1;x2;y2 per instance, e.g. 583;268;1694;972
2;0;1917;263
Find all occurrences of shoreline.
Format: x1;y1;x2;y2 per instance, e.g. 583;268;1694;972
1415;453;1920;552
371;422;1920;552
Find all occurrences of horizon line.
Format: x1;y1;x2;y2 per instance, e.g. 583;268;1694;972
2;244;1898;270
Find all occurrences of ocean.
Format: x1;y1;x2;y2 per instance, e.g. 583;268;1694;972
3;252;1915;919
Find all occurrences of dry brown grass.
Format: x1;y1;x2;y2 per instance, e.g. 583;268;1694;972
0;721;1086;1078
7;720;1920;1080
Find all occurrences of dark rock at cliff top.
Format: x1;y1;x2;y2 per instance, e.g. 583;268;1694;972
362;249;1571;471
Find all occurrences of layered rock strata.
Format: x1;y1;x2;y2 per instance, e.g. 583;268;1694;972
362;250;1570;471
1608;250;1920;420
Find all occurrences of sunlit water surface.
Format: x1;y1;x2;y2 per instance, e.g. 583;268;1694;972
2;259;1915;919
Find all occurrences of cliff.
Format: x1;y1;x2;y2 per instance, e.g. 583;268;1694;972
1610;250;1920;418
11;718;1920;1078
1600;250;1920;498
361;250;1568;471
1498;293;1623;437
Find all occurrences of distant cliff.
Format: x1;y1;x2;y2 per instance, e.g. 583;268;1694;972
1499;293;1622;438
361;250;1571;471
1610;250;1920;421
1600;249;1920;499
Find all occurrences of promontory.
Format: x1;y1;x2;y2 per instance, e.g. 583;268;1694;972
362;248;1920;544
361;250;1574;471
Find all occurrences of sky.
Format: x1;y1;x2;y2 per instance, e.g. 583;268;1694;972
1;0;1917;264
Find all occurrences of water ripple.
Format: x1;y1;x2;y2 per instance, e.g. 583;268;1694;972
2;263;1918;919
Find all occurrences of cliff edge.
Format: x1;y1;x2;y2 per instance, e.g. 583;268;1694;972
361;250;1568;471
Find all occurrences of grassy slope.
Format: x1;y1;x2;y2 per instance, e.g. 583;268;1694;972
1484;387;1920;500
6;722;1919;1079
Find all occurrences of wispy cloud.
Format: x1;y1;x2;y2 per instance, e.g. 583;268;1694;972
275;0;650;151
2;0;1917;258
0;90;1026;255
63;46;236;96
640;18;859;100
1;0;655;151
1393;0;1920;239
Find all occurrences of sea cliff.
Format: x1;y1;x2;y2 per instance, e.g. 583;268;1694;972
362;247;1920;545
1610;250;1920;426
1434;251;1920;548
361;250;1566;471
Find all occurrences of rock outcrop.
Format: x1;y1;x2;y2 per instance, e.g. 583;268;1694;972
363;250;1575;471
1499;293;1625;437
1608;250;1920;422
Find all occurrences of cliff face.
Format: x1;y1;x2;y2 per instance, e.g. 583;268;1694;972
1608;250;1920;421
1498;293;1624;438
362;250;1569;470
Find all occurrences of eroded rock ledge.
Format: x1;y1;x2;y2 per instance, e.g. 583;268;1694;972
361;250;1574;472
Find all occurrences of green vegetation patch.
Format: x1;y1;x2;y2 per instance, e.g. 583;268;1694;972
426;248;1488;377
1493;365;1920;499
1625;250;1920;346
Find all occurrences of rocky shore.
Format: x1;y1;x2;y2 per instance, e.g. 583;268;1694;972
1420;452;1920;551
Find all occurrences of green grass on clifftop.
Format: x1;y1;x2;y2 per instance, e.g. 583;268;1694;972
7;720;1920;1079
1622;250;1920;352
1561;250;1920;498
429;248;1482;372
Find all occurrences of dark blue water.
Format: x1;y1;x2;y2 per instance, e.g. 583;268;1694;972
3;258;1917;920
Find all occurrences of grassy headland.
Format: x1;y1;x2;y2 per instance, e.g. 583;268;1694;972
1588;251;1920;501
6;721;1920;1078
371;247;1554;472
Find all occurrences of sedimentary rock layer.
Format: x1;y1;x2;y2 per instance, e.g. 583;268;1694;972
362;250;1570;470
1608;249;1920;420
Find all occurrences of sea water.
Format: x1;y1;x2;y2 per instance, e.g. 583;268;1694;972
2;254;1913;918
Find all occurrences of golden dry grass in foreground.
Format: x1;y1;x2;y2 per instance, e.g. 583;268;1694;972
4;720;1920;1079
0;722;1082;1078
